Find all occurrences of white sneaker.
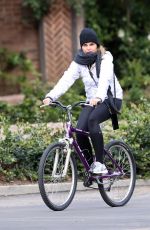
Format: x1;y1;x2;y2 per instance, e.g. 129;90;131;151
89;162;108;174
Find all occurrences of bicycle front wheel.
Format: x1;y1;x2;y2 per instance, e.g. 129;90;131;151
99;140;136;207
38;142;77;211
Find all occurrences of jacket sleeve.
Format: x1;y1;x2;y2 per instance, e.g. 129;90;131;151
96;52;113;102
45;61;80;100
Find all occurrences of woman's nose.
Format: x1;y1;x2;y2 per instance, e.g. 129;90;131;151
87;46;91;51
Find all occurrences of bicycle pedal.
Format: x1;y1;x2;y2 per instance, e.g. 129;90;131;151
83;180;93;187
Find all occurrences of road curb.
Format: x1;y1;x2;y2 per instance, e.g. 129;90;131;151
0;179;150;197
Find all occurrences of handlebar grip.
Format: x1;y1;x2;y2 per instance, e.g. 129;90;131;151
40;104;48;108
40;103;56;108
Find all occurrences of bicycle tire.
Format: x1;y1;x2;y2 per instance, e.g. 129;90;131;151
38;142;77;211
99;140;136;207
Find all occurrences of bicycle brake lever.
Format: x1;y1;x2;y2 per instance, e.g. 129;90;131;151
40;103;55;108
40;104;48;108
82;103;93;107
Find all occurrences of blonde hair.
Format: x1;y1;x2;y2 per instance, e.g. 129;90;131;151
99;45;106;56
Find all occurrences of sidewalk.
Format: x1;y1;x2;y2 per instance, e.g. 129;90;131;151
0;179;150;196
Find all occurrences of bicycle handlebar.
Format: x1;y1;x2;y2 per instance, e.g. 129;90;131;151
72;101;90;108
40;101;66;109
40;101;91;111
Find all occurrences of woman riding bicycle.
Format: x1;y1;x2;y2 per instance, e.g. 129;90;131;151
43;27;123;174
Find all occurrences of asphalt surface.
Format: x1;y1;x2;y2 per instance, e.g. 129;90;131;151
0;179;150;196
0;184;150;230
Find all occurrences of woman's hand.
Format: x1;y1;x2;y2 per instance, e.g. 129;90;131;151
89;97;102;106
42;97;52;105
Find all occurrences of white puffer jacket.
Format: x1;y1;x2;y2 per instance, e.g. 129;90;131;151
46;51;123;102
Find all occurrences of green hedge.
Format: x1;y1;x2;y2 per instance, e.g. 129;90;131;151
0;78;84;124
103;98;150;178
0;118;63;182
0;98;149;182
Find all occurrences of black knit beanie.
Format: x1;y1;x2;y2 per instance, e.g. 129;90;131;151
80;28;100;47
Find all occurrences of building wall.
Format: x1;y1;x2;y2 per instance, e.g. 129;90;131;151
0;0;39;95
0;0;84;97
42;0;73;84
0;0;39;67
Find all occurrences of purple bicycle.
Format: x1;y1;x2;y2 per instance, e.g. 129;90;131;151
38;101;136;211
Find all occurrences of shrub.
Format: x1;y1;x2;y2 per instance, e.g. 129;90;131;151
0;98;150;182
0;116;63;182
103;98;150;178
121;99;150;178
0;78;84;124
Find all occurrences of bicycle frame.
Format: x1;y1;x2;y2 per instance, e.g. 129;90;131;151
64;120;123;181
66;121;90;171
44;101;123;182
39;102;136;210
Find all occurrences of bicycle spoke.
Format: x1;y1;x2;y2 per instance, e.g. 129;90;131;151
38;142;77;211
99;141;136;207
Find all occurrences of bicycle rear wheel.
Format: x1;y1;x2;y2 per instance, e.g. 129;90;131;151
99;140;136;207
38;142;77;211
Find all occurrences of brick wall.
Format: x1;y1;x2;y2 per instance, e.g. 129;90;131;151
0;0;39;95
42;0;73;84
0;0;39;67
0;0;84;97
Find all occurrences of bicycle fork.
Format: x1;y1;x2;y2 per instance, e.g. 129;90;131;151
52;138;72;178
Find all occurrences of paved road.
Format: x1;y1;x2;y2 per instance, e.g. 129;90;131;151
0;186;150;230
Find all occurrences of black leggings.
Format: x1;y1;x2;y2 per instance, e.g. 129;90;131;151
76;99;122;165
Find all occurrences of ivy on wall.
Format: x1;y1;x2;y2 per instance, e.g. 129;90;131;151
0;48;38;95
22;0;54;21
22;0;85;21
